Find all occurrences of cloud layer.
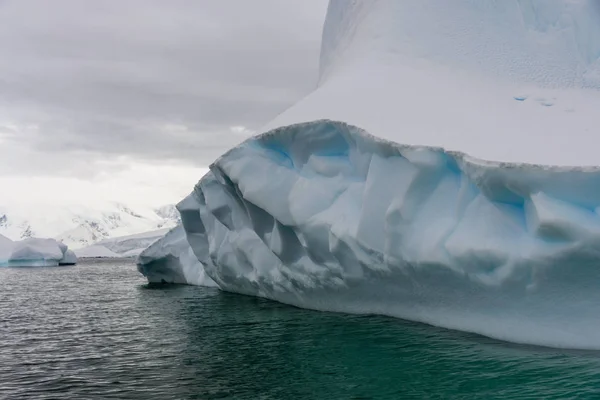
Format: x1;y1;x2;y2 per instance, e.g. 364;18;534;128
0;0;327;178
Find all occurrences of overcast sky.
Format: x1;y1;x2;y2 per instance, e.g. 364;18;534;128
0;0;328;207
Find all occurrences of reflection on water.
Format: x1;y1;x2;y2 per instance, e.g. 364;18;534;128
1;260;600;399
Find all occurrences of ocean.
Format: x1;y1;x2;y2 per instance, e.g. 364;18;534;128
1;260;599;399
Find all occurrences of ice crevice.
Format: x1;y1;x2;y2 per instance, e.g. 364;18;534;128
177;119;600;350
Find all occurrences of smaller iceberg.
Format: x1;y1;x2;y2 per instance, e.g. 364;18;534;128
0;236;77;267
137;225;217;287
60;249;78;265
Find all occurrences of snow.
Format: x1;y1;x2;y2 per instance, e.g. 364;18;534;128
264;0;600;167
74;245;121;259
0;234;11;247
75;228;171;258
137;225;217;287
0;234;12;262
0;237;77;267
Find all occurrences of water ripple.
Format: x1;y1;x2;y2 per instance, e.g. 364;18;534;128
1;260;600;399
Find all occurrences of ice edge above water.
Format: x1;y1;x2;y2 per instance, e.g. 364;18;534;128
178;119;600;350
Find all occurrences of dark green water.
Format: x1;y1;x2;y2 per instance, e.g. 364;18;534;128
1;260;600;399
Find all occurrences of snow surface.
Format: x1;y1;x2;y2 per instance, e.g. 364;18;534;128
170;0;600;349
75;228;171;258
74;245;121;259
137;225;217;287
265;0;600;167
0;237;77;267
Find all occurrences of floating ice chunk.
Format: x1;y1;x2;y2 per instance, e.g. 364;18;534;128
1;237;76;267
137;225;217;287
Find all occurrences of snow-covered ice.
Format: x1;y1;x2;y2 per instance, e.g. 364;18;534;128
137;225;217;287
265;0;600;167
148;0;600;349
75;228;172;258
0;237;77;267
74;245;122;259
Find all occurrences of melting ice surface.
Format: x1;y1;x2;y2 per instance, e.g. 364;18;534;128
145;0;600;349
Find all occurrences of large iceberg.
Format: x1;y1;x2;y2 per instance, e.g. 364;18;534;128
149;0;600;349
0;236;77;267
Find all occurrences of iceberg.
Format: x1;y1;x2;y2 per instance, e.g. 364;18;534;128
0;237;77;267
137;225;217;287
146;0;600;349
59;249;78;265
179;121;600;349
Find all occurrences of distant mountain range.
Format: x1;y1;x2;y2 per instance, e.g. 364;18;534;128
0;202;180;249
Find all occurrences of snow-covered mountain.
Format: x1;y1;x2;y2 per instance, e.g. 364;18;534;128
0;202;180;249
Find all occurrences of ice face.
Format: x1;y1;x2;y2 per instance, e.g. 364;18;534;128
178;120;600;349
0;237;76;267
137;225;217;287
74;245;121;259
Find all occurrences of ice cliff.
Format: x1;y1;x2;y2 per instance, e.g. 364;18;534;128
148;0;600;349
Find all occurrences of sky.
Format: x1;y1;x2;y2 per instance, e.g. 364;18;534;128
0;0;328;207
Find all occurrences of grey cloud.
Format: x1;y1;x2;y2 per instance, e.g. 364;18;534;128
0;0;328;176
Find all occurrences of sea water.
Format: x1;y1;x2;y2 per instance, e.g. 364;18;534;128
1;260;599;399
